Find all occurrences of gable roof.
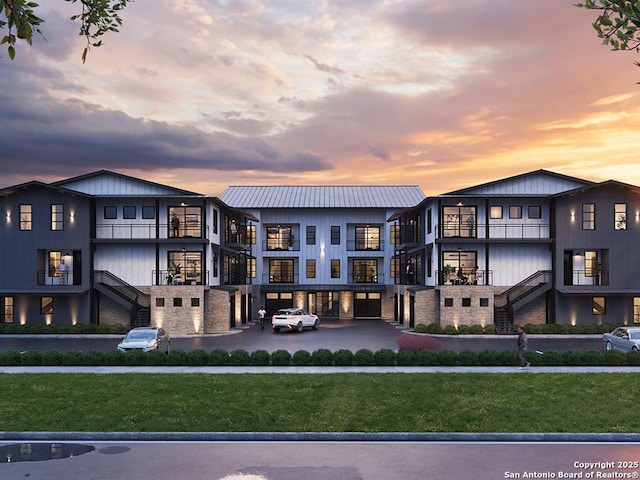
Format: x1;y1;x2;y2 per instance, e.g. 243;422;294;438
553;179;640;198
221;186;426;209
443;169;594;197
52;170;202;197
0;180;93;198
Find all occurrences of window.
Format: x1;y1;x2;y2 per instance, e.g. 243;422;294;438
246;258;256;279
51;204;63;231
123;206;136;219
582;203;595;230
390;225;400;245
306;226;316;245
104;206;117;219
41;296;54;315
269;259;294;283
355;226;380;250
266;226;292;250
490;206;503;219
191;298;200;307
156;298;165;307
246;225;256;244
592;296;605;315
169;206;203;238
442;206;476;238
2;296;14;323
390;257;399;279
444;298;453;307
142;206;155;219
462;298;471;307
19;204;32;231
479;298;489;307
331;226;341;245
331;259;340;278
427;208;432;234
528;205;541;219
585;251;599;277
634;298;640;324
168;250;202;284
353;259;377;283
615;203;627;230
213;209;218;235
306;259;316;278
509;206;522;219
173;298;182;307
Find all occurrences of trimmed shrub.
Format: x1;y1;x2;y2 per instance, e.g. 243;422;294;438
395;333;441;352
538;349;562;366
250;349;271;366
311;348;333;366
187;349;209;366
229;349;251;366
457;325;471;335
144;350;168;366
20;350;42;366
271;349;291;366
625;350;640;366
62;350;85;366
166;349;188;366
413;323;429;333
353;348;375;366
333;349;354;366
483;324;496;335
41;350;65;366
581;349;605;366
123;350;146;366
477;349;499;366
0;350;21;365
442;325;458;335
292;350;312;366
457;350;478;366
209;348;230;366
82;349;105;366
603;349;626;366
374;348;396;366
497;349;518;366
102;350;126;366
395;349;416;366
436;350;458;366
426;323;444;334
561;349;584;366
469;325;485;335
414;349;438;366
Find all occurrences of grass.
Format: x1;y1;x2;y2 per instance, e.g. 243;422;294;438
2;373;639;433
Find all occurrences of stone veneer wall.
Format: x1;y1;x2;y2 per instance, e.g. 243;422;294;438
512;295;547;326
437;285;495;328
413;288;439;326
204;288;233;333
150;285;205;334
98;296;129;326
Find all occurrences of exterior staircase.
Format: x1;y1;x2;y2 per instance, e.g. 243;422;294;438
93;271;151;328
494;270;552;334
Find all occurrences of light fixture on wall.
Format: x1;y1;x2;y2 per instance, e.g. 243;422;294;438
5;211;10;221
636;211;639;222
570;211;575;222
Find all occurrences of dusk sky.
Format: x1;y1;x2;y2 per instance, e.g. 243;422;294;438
2;0;640;196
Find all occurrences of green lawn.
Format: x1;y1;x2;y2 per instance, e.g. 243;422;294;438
2;373;638;433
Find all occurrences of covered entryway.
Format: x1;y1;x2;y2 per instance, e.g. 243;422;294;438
264;292;293;317
354;292;381;318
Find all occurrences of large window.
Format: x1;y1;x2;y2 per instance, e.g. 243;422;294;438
269;259;294;283
168;250;202;284
266;226;292;250
390;224;400;246
19;204;32;231
246;224;256;244
51;204;64;231
355;226;380;250
582;203;595;230
442;206;476;238
2;296;13;323
353;259;377;283
442;250;477;283
615;203;627;230
169;206;202;238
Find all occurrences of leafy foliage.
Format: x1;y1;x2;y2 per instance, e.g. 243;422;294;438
1;0;132;62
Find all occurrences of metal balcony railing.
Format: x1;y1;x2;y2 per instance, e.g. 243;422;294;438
436;223;551;240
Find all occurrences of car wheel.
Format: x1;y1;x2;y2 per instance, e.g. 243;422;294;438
633;346;638;351
296;321;304;333
273;327;280;333
606;341;613;351
313;319;319;330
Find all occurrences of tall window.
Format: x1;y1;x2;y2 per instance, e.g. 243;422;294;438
246;224;256;244
615;203;627;230
269;259;294;283
390;224;400;245
582;203;595;230
306;259;316;278
168;250;202;284
51;204;64;231
19;204;32;231
355;226;380;250
390;257;399;279
634;298;640;324
2;296;13;323
331;226;341;245
213;209;218;234
306;226;316;245
427;208;432;234
246;257;256;279
330;259;340;278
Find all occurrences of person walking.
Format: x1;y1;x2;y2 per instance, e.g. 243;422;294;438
517;325;530;369
257;306;266;330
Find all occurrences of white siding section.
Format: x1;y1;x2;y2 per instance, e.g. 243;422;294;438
450;172;590;196
489;245;551;287
94;245;156;286
59;173;194;197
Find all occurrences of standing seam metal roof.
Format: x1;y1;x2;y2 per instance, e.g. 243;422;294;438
221;186;425;209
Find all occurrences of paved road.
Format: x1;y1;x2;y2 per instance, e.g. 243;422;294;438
2;439;640;480
0;318;605;354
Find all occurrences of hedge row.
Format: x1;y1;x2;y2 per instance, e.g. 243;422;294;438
1;347;638;367
413;323;620;335
0;323;127;335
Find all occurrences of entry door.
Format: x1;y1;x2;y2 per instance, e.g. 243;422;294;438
354;292;382;318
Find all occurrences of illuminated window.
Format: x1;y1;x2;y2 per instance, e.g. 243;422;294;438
355;226;380;250
2;296;14;323
509;206;522;219
246;257;256;279
51;204;64;231
490;206;503;219
582;203;595;230
306;259;316;279
41;297;54;315
331;259;340;278
592;297;605;315
634;298;640;324
19;204;32;231
246;225;256;244
615;203;627;230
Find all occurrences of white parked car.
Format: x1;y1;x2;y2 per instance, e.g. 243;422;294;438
602;326;640;352
271;308;319;333
117;327;170;353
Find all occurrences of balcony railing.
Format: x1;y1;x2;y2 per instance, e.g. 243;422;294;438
151;269;209;285
566;270;609;286
95;223;208;240
436;269;493;286
349;273;385;284
262;273;299;284
262;240;300;251
346;240;385;251
37;270;75;286
436;223;550;240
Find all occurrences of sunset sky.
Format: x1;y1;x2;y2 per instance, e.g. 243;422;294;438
2;0;640;196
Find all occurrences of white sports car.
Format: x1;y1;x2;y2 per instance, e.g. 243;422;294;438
271;308;319;333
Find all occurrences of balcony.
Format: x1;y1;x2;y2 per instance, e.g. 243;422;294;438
151;269;209;286
37;270;75;286
436;269;493;286
346;240;385;251
566;269;609;286
436;223;550;240
262;273;299;284
95;222;208;240
350;272;385;284
262;239;300;251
